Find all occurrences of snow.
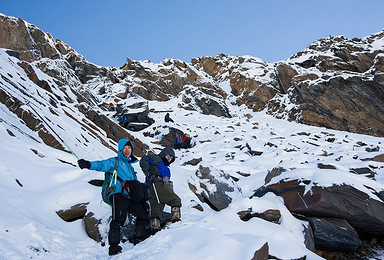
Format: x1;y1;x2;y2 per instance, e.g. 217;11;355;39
0;48;384;260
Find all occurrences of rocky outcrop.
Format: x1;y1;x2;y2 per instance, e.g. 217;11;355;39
192;36;384;137
188;165;240;211
2;13;384;136
271;33;384;137
0;14;59;62
0;88;65;151
289;75;384;137
252;179;384;237
179;85;231;117
76;104;149;157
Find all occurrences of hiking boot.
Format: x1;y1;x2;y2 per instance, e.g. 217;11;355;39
108;245;122;256
150;218;160;230
171;207;181;223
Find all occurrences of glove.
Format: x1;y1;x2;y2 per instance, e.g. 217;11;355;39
148;174;156;183
78;159;91;169
162;176;170;185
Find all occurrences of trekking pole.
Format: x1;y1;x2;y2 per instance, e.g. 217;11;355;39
152;182;164;222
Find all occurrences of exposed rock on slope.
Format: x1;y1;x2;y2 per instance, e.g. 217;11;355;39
1;13;383;136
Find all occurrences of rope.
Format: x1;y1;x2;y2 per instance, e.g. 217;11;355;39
25;100;80;159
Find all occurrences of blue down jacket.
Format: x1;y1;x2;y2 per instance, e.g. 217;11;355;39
139;147;175;187
89;138;138;195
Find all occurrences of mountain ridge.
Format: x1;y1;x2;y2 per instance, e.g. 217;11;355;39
1;13;383;137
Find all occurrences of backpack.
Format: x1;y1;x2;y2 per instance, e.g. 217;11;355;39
121;180;149;202
101;157;122;206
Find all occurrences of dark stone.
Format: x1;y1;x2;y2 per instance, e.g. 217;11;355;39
317;163;337;170
264;167;286;184
183;158;202;166
88;179;104;187
188;165;235;211
309;217;362;252
303;223;315;252
350;167;375;178
238;208;281;223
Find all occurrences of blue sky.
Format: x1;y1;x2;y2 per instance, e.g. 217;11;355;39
2;0;384;67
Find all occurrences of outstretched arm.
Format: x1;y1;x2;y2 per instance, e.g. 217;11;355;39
78;158;115;173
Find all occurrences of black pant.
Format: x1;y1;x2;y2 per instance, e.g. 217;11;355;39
108;193;149;247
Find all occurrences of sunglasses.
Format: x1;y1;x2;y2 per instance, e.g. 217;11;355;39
166;154;174;160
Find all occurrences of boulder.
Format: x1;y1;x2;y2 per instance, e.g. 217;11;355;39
252;179;384;237
309;217;362;252
154;126;194;150
83;212;102;243
118;102;155;131
182;157;202;166
264;167;286;185
350;167;375;178
188;165;239;211
56;203;89;222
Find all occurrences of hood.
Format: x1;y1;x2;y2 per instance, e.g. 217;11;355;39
117;138;138;162
159;147;175;165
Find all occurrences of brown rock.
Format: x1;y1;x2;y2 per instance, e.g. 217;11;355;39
253;179;384;237
252;242;269;260
83;212;102;242
362;153;384;162
56;203;89;222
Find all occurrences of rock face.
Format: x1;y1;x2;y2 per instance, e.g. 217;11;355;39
192;37;384;137
2;13;383;136
0;14;59;62
0;88;65;151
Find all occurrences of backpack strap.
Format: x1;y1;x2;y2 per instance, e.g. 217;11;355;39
109;157;123;186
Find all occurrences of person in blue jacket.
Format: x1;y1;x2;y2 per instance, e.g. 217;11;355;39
139;147;182;230
77;138;149;256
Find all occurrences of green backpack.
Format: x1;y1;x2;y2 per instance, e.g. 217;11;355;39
101;157;123;206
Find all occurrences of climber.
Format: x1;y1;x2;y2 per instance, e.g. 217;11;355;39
164;112;174;123
139;147;182;231
183;133;192;148
77;139;149;256
107;103;115;111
